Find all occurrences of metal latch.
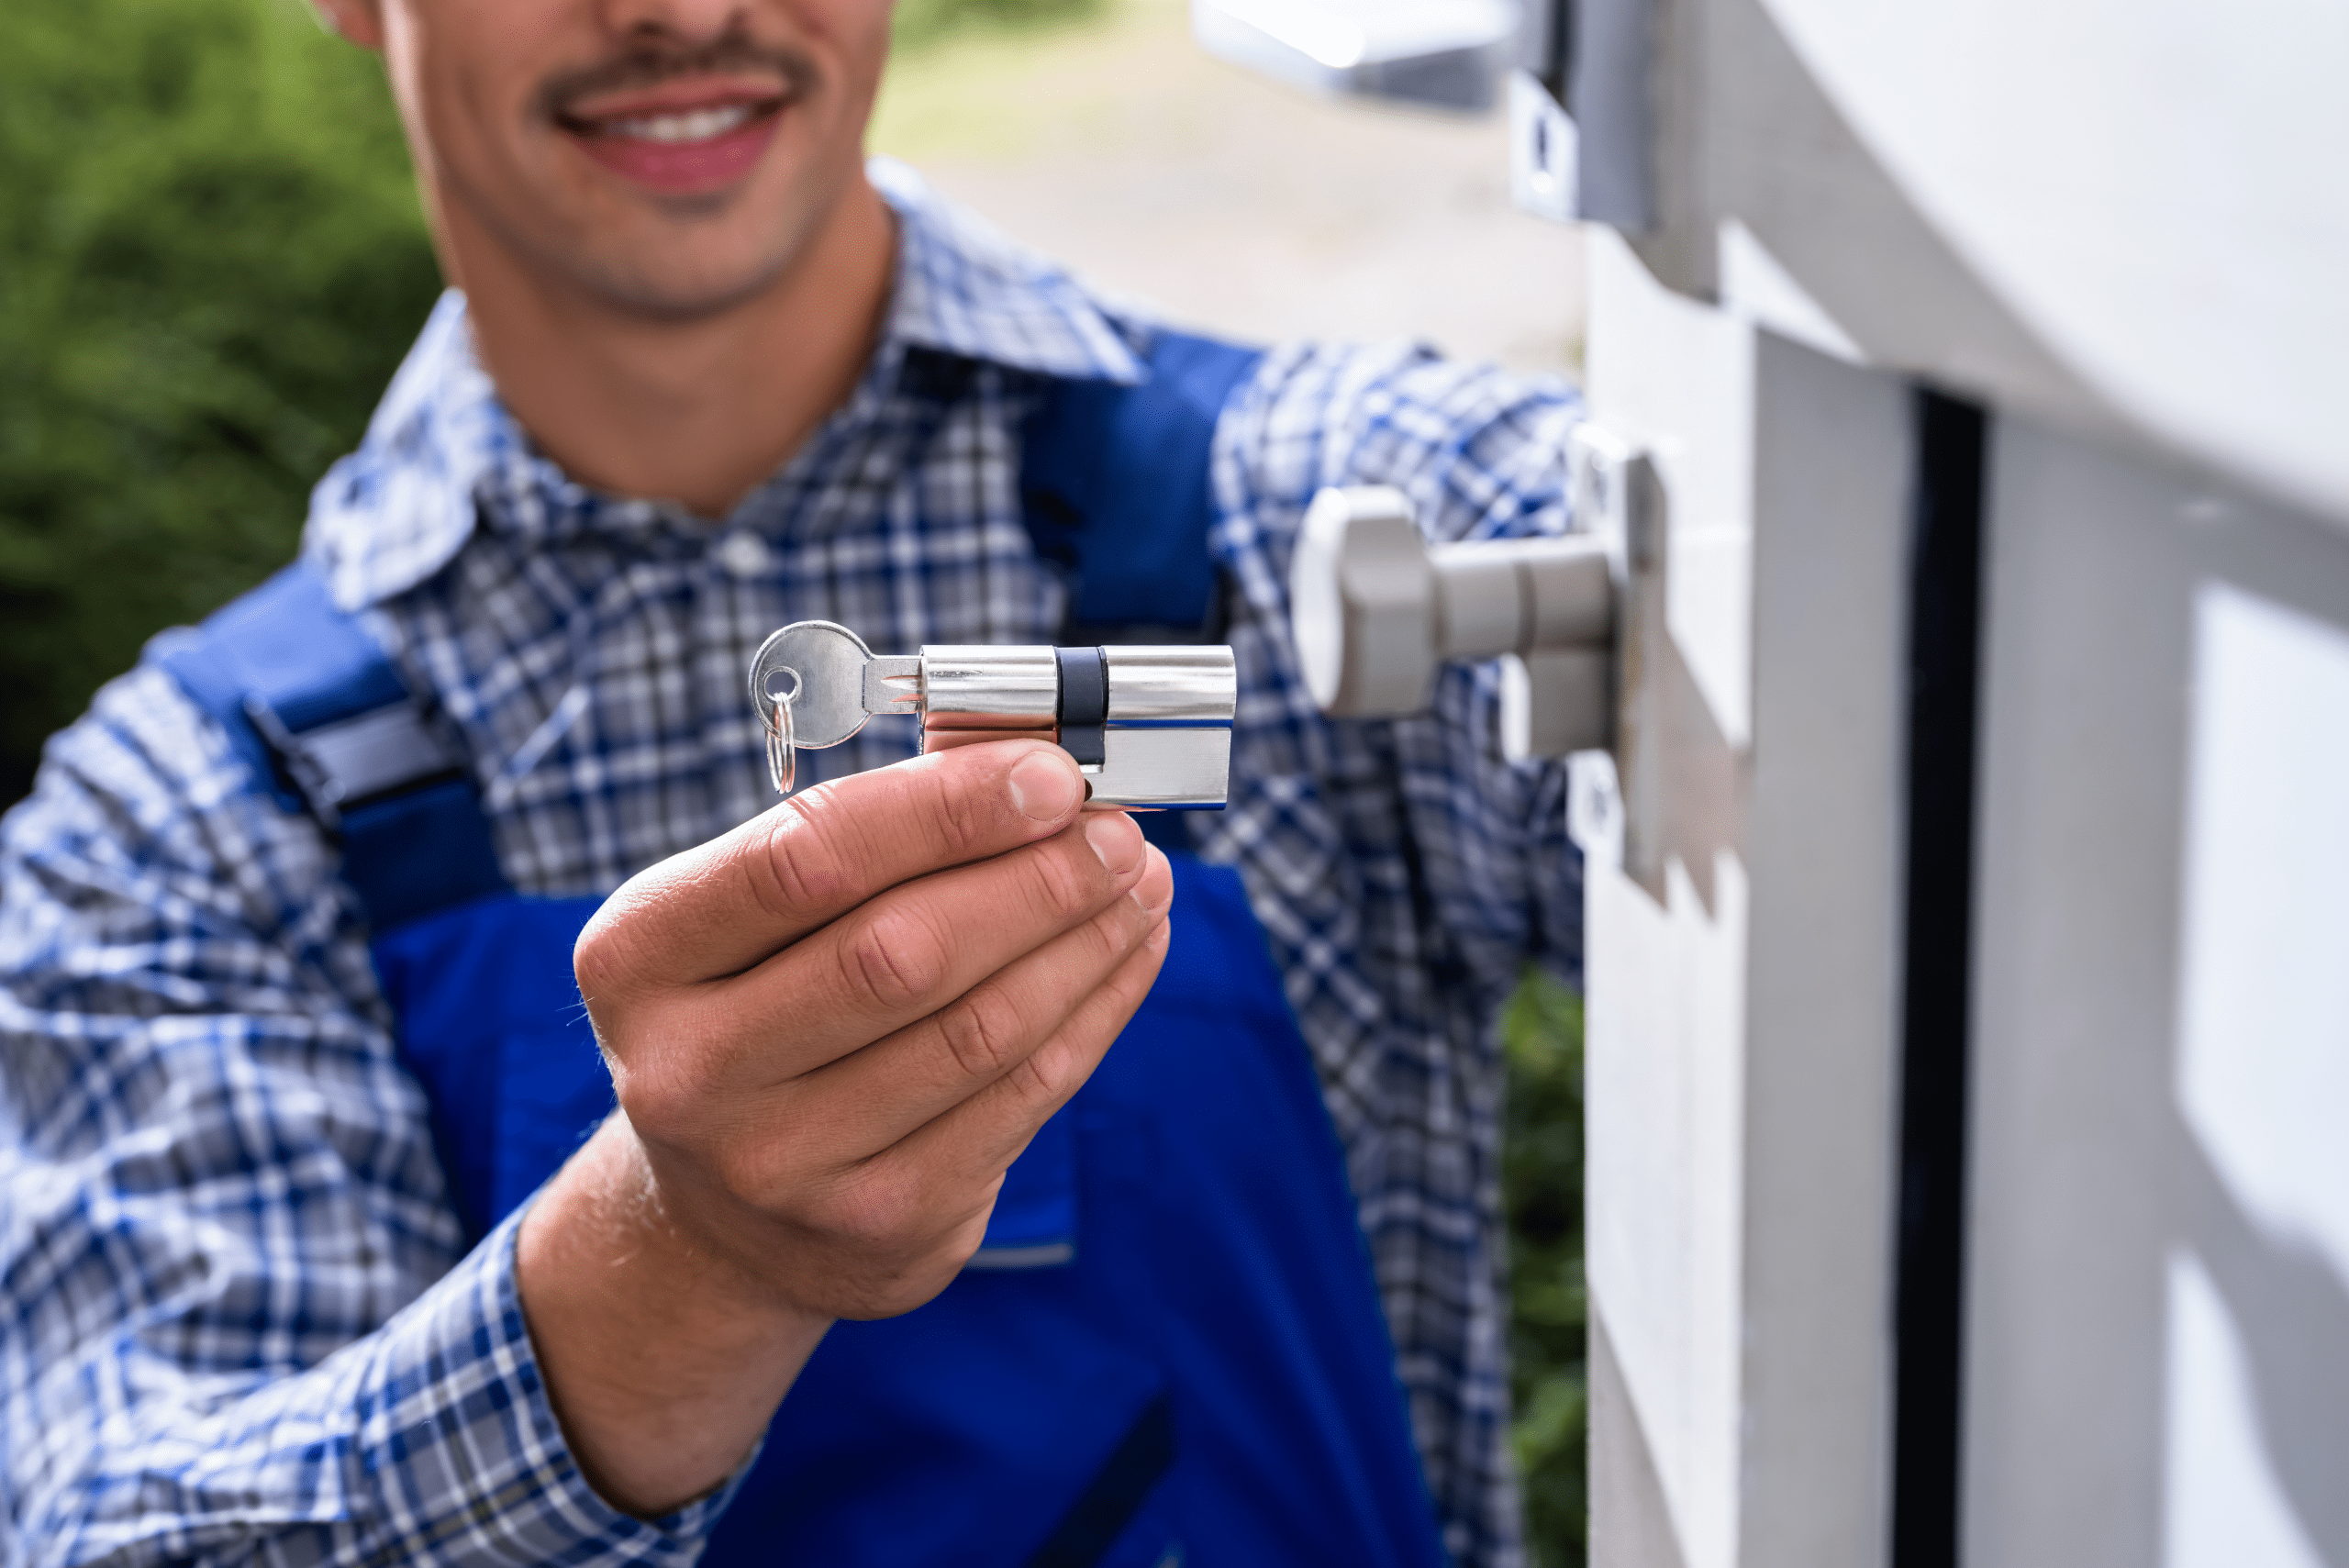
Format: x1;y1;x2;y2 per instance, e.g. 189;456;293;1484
1286;426;1700;895
1286;424;1647;760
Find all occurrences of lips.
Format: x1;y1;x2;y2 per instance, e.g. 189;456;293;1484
561;95;785;195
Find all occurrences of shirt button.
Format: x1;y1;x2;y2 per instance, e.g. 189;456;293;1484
717;531;773;580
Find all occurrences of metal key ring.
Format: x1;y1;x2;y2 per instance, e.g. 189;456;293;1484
767;690;796;796
752;661;801;739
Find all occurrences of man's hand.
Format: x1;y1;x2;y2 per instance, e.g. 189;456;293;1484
515;740;1173;1518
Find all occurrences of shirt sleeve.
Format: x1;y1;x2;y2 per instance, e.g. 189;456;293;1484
1361;349;1586;995
0;666;740;1566
1212;339;1586;1001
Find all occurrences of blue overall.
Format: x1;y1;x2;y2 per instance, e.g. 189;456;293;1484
158;335;1449;1568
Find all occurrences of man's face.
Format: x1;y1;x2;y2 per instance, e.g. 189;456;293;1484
358;0;894;317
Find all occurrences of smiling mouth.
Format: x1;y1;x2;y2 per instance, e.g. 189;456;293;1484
558;94;789;194
567;97;780;145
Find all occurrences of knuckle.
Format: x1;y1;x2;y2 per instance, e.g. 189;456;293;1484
1108;943;1164;1004
931;984;1028;1082
916;757;998;862
1020;837;1099;922
999;1043;1075;1118
573;895;653;1006
744;800;855;918
1085;893;1151;958
839;906;952;1013
706;1135;779;1207
608;1049;706;1151
573;943;626;1023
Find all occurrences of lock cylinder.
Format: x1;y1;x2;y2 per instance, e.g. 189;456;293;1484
873;645;1237;807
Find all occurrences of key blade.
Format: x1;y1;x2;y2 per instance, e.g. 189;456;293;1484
862;656;923;717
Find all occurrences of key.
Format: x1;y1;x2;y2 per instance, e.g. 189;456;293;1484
748;622;1238;807
748;620;874;796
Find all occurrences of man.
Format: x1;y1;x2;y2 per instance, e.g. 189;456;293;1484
0;0;1580;1562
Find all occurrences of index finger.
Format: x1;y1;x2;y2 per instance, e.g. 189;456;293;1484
580;740;1090;990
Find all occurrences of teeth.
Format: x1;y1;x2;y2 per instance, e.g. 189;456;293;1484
601;102;758;144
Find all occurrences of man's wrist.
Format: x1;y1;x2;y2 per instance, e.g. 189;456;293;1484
517;1116;832;1518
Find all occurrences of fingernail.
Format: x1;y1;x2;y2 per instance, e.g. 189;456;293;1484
1085;811;1143;874
1008;749;1085;823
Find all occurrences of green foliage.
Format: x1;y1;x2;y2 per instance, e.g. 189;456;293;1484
1505;969;1589;1566
0;0;442;802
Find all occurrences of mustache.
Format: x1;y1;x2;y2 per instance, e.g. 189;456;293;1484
538;34;821;122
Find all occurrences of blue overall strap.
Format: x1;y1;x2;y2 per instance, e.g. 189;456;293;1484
150;561;580;1241
149;561;509;932
1020;329;1265;641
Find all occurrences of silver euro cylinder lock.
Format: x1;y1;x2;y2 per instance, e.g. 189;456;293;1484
1288;435;1634;757
748;622;1237;808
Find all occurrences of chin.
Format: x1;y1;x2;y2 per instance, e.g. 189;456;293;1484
517;191;820;317
577;249;809;320
556;171;858;321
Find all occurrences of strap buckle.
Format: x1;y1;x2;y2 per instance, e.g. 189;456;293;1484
242;695;465;828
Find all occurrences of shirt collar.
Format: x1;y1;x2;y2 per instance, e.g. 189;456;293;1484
305;159;1148;612
868;156;1145;385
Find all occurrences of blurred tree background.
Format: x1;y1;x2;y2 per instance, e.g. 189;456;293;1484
0;0;1585;1558
1;0;439;803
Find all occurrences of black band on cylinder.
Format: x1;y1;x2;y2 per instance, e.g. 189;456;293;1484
1055;646;1108;767
1055;647;1109;727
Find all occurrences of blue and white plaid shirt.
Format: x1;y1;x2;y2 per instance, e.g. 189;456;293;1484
0;160;1580;1568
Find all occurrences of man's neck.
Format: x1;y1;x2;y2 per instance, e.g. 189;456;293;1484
451;174;897;522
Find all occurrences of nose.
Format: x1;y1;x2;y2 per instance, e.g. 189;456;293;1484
597;0;754;46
